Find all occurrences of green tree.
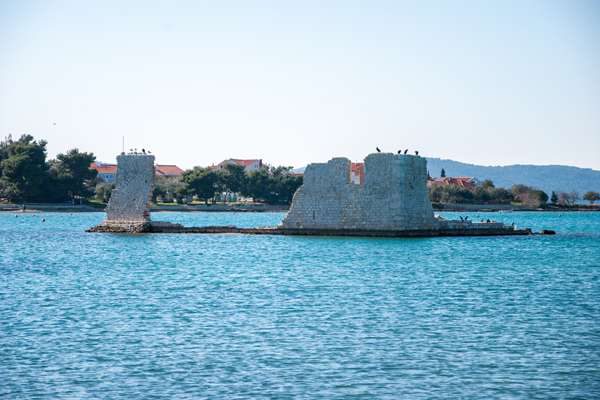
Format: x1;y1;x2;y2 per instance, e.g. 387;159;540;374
221;164;247;198
48;149;97;202
550;191;558;204
481;179;495;189
440;168;446;178
429;181;514;205
488;187;513;204
243;168;271;201
557;191;578;206
512;184;548;207
583;191;600;205
268;166;303;204
0;134;50;202
473;186;492;203
429;185;444;203
153;176;188;203
446;185;474;203
182;167;220;204
242;166;302;204
535;190;549;206
94;182;114;203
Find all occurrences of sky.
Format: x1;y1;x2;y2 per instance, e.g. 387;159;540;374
1;0;599;170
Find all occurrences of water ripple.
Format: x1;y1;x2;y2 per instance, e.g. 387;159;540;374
1;211;599;398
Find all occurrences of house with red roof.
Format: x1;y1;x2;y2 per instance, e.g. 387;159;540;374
292;162;365;183
90;162;118;183
351;162;365;185
155;165;185;177
91;162;184;183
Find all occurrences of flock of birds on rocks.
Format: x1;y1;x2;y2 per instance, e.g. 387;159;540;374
376;147;419;156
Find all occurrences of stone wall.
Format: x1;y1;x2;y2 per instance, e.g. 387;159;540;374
105;154;155;223
281;153;438;230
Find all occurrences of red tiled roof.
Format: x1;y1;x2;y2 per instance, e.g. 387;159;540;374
90;162;117;174
155;165;184;176
351;162;365;184
90;163;184;176
351;162;364;173
219;159;262;168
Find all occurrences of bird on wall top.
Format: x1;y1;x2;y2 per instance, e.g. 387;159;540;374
415;150;419;156
397;150;402;154
404;149;408;154
376;147;381;153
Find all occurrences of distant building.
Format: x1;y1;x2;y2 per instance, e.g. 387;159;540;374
91;162;184;183
155;165;185;177
351;162;365;184
428;176;476;189
91;162;118;183
291;162;365;183
218;159;263;172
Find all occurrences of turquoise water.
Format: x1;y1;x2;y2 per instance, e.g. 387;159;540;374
1;211;599;399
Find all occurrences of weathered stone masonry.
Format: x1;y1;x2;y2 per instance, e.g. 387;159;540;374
105;154;155;225
89;151;532;236
282;153;438;230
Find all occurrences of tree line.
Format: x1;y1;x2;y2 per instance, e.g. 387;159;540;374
0;135;302;205
429;177;599;207
2;134;598;207
0;135;96;203
151;164;303;205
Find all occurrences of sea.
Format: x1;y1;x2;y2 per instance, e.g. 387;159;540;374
1;211;599;399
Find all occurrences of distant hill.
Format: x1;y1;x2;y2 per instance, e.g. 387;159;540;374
426;158;600;196
292;159;600;196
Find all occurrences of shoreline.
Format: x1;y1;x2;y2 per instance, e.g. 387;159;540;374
0;203;289;213
432;203;600;212
1;203;598;213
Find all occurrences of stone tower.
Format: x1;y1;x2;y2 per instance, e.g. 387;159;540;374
105;154;155;225
281;153;437;230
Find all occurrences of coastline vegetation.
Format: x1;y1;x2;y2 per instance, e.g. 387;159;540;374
0;135;96;203
0;134;302;206
429;179;551;207
1;134;597;209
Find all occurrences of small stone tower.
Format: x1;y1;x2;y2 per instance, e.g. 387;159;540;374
104;153;155;227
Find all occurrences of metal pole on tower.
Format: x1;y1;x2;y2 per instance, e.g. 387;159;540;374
122;136;125;153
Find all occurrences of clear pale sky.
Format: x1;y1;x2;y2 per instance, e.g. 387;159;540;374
1;1;599;169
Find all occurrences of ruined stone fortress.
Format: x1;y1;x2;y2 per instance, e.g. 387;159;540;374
90;151;526;236
281;152;510;233
282;153;438;230
104;153;155;228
